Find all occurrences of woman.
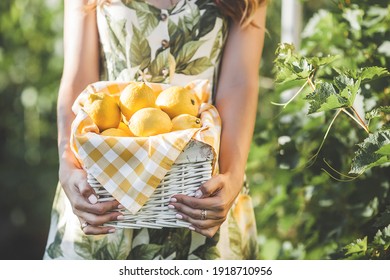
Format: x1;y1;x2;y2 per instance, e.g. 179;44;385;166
44;0;267;260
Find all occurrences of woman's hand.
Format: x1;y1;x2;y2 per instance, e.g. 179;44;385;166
59;151;123;235
169;173;243;238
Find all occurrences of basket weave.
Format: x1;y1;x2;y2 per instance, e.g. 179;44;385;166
86;140;213;229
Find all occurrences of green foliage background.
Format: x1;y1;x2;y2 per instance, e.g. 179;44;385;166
0;0;388;259
0;0;62;259
249;0;390;259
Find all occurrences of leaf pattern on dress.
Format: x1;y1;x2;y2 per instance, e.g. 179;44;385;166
130;25;151;69
128;243;163;260
106;229;133;259
74;235;109;260
175;40;204;68
149;48;170;82
227;211;245;258
127;1;160;36
46;216;65;259
190;231;221;259
104;14;128;80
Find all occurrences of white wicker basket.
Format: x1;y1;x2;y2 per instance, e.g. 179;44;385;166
86;140;213;229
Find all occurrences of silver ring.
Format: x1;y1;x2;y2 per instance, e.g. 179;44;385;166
200;209;207;220
81;221;89;230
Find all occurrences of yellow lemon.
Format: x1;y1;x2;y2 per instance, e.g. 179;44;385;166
83;92;121;131
117;122;134;136
119;82;156;121
155;86;199;119
100;128;131;137
146;83;164;99
129;108;172;137
171;114;202;131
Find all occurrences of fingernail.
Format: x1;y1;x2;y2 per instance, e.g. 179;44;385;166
117;204;124;209
189;226;195;231
194;190;203;198
168;204;175;209
176;214;183;220
108;228;116;233
170;197;177;203
88;194;98;204
117;215;125;220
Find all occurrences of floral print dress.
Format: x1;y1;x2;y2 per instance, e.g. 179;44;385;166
43;0;258;260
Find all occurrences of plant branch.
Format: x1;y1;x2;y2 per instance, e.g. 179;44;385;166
307;75;316;91
350;106;370;133
271;79;309;108
341;108;370;134
305;108;342;167
321;158;361;181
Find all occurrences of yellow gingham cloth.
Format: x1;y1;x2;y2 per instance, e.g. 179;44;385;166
70;80;221;214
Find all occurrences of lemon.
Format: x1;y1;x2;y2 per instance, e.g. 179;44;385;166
117;122;134;136
155;86;199;119
119;82;156;121
101;128;131;137
129;108;172;137
171;114;202;131
83;92;121;131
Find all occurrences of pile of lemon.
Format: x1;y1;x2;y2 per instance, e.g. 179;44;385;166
83;82;202;137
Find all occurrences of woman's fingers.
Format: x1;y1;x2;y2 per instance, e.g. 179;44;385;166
170;195;227;239
194;175;224;198
77;203;124;235
171;202;221;221
76;207;123;226
170;194;226;216
73;195;121;216
172;204;223;238
80;220;116;235
189;225;220;239
66;169;122;215
76;173;98;204
169;174;242;238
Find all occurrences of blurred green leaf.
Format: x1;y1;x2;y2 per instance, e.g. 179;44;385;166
365;106;390;121
343;236;367;256
304;82;349;114
350;130;390;174
372;226;390;251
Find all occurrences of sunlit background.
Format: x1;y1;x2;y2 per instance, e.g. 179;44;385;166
1;0;389;260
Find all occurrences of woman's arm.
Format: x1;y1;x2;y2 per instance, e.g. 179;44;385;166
169;3;267;238
58;0;122;235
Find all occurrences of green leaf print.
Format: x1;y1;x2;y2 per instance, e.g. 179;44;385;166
128;244;162;260
178;57;213;75
228;212;244;258
191;232;221;260
105;15;127;61
161;229;192;259
46;222;65;259
105;15;128;78
210;29;222;60
244;236;259;260
128;1;160;36
182;4;200;35
196;0;212;9
74;235;109;260
168;20;186;57
149;49;170;82
106;230;133;259
130;26;151;69
175;40;204;68
197;8;218;39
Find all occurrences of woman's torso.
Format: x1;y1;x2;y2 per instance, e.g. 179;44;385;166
97;0;229;102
